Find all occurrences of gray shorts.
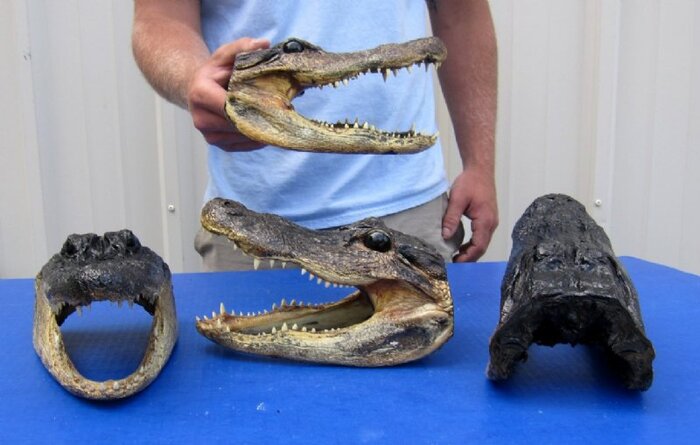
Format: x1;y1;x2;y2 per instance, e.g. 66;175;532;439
194;193;464;271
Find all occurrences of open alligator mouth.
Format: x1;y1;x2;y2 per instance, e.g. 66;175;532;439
196;198;453;366
225;37;446;153
33;230;177;399
487;195;655;390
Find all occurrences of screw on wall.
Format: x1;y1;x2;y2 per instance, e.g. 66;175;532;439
594;199;603;207
167;204;176;213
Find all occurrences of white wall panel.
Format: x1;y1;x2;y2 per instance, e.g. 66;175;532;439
1;0;699;277
611;0;700;274
0;0;48;277
485;0;589;262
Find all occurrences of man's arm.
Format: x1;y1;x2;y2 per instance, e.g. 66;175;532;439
429;0;499;262
131;0;268;151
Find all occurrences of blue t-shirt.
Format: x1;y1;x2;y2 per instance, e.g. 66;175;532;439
200;0;448;228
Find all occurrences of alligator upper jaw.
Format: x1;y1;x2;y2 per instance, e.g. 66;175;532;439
225;37;446;154
488;293;655;390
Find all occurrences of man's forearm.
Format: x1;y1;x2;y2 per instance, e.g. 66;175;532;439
132;0;210;108
429;0;497;172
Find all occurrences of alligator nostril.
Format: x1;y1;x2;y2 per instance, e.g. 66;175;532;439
61;239;78;257
122;231;141;253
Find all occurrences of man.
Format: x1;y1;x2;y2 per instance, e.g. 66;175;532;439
132;0;498;270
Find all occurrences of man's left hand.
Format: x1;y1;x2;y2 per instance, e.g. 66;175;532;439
442;167;499;262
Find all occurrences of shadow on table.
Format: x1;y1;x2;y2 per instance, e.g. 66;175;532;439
486;344;646;406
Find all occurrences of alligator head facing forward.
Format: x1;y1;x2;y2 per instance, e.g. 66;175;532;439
225;37;446;153
33;230;177;399
196;198;453;366
487;194;655;390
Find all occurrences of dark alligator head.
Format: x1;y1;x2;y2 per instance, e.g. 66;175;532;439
33;230;177;399
196;198;453;366
487;194;655;390
225;37;446;153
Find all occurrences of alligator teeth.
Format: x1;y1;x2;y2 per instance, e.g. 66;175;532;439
382;69;389;81
301;268;307;276
290;299;296;306
253;258;261;270
271;326;277;334
302;326;307;332
406;65;413;73
280;298;287;307
311;328;316;333
325;281;331;288
271;303;277;310
230;309;236;316
269;259;275;268
281;322;289;332
342;79;349;86
282;262;287;268
317;277;323;285
220;302;226;315
292;323;298;331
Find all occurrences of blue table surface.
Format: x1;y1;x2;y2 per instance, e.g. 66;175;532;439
0;257;698;444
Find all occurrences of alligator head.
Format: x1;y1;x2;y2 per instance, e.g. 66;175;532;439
225;37;446;153
196;198;453;366
487;194;655;390
33;230;177;399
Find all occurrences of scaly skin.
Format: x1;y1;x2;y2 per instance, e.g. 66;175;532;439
196;199;453;366
487;194;655;390
225;37;446;153
33;230;177;399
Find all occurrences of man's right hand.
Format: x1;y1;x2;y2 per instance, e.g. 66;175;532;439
187;37;270;152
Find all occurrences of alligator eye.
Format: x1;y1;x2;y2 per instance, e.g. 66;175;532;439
363;230;392;252
283;40;304;53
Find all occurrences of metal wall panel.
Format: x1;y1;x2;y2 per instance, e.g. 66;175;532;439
1;0;698;277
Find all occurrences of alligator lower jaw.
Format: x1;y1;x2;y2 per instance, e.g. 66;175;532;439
196;278;453;367
33;280;177;400
487;294;655;390
226;62;441;154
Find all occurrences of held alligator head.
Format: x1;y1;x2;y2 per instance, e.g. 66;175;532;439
487;194;655;390
225;37;446;153
196;198;453;366
33;230;177;399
